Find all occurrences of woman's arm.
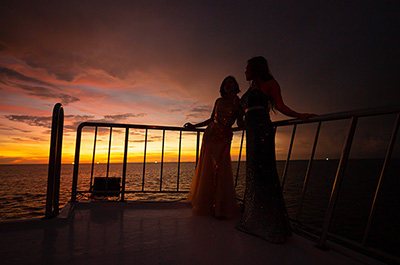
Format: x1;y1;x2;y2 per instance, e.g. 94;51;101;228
261;80;315;121
186;117;213;128
184;99;218;128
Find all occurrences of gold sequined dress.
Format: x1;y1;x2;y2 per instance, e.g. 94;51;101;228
236;86;292;243
187;97;241;218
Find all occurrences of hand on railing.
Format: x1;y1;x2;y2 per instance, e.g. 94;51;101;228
298;113;317;122
184;122;196;129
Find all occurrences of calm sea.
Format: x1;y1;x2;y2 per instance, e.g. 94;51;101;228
0;159;398;255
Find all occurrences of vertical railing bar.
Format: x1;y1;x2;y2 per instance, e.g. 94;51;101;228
142;129;148;192
45;108;58;217
177;130;182;191
281;124;297;188
53;106;63;216
72;124;84;202
89;126;98;192
362;113;400;245
121;127;129;202
46;103;63;218
196;131;200;166
318;117;358;248
105;127;113;194
296;122;321;221
235;129;245;188
160;130;165;191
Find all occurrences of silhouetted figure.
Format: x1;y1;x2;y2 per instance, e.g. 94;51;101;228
185;76;244;219
236;56;314;242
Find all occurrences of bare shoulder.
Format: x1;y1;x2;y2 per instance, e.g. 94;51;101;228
265;79;280;88
213;97;223;107
260;79;280;95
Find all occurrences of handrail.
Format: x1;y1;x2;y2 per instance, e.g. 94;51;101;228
45;103;64;218
70;104;400;263
273;104;400;126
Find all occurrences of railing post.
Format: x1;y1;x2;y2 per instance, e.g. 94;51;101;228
296;122;321;221
362;113;400;245
196;131;200;166
317;117;358;248
281;124;297;188
160;130;165;191
53;108;63;215
105;127;113;194
71;124;84;202
89;127;98;192
142;129;148;191
121;127;129;201
235;129;245;188
177;130;182;191
45;103;64;218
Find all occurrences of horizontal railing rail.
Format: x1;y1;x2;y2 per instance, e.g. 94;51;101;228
70;104;400;264
273;104;400;126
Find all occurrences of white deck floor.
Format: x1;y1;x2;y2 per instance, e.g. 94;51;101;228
0;201;385;265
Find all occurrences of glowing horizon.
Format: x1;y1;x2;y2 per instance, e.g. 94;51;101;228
0;127;248;165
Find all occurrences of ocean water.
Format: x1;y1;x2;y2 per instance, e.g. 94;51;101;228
0;159;398;256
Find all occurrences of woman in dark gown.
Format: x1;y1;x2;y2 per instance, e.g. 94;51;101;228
236;56;314;243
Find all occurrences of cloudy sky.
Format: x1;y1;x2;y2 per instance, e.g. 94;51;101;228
0;0;399;164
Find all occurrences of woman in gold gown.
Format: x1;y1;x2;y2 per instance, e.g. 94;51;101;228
185;76;244;219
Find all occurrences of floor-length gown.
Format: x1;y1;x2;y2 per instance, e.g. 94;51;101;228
236;86;292;242
187;98;240;218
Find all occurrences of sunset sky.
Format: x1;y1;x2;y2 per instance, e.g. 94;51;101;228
0;1;399;164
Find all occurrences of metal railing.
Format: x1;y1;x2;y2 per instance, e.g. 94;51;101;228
45;103;64;218
71;124;193;201
70;123;245;202
68;104;399;263
274;105;400;264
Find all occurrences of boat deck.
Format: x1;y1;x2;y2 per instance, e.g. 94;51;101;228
0;201;385;265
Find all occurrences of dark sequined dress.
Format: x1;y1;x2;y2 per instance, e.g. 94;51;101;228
236;86;292;243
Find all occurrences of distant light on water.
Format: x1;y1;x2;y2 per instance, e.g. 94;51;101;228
326;157;329;161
